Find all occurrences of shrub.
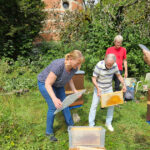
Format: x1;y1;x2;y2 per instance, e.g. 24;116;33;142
0;0;46;59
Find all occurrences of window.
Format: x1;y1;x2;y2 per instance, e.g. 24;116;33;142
63;1;69;9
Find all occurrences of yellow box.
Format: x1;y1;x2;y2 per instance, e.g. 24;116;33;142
100;91;124;108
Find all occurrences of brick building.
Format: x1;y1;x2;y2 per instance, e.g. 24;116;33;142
39;0;84;41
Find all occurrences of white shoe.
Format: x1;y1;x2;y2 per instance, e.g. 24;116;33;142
105;124;114;132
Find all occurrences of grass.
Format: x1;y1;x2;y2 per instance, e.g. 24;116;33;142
0;80;150;150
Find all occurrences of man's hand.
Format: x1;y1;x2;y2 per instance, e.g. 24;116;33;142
122;85;127;93
97;88;101;96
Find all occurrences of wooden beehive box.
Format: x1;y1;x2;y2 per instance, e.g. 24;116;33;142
65;70;85;107
100;91;124;108
65;70;85;92
68;126;105;149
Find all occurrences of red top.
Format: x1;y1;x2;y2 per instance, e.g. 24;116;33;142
106;46;127;70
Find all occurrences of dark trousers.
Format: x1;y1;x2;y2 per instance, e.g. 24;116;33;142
113;70;123;91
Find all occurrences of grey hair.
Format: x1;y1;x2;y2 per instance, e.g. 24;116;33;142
105;54;116;62
114;35;123;42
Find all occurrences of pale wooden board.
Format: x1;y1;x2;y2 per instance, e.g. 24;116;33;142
69;146;106;150
76;146;106;150
100;91;124;108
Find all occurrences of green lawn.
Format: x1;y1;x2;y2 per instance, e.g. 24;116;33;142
0;81;150;150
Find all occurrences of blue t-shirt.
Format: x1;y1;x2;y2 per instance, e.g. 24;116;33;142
37;58;78;87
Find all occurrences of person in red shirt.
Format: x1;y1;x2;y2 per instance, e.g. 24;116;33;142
106;35;128;91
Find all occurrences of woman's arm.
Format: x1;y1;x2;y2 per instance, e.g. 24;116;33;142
45;72;62;109
68;79;78;93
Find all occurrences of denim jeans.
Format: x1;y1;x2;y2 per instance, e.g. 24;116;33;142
38;81;74;134
89;87;114;126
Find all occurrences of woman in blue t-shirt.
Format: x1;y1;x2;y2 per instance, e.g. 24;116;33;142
37;50;85;142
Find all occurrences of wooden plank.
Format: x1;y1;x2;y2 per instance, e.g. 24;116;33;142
146;104;150;121
100;91;124;108
69;147;106;150
66;89;84;95
77;146;106;150
147;90;150;121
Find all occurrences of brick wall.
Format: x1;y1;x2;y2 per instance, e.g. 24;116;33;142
37;0;84;41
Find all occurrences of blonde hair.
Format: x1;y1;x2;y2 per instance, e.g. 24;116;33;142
114;35;123;42
65;50;85;63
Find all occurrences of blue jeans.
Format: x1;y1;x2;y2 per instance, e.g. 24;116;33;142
38;81;74;134
89;87;114;126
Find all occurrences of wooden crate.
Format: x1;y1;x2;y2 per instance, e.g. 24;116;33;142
100;91;124;108
65;74;85;91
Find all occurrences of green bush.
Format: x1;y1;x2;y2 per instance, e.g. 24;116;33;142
59;3;150;79
0;42;66;92
0;0;46;59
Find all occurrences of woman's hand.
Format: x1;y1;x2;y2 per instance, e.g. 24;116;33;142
53;97;62;109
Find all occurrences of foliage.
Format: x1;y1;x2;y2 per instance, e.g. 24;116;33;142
59;0;150;78
0;42;66;92
0;0;46;59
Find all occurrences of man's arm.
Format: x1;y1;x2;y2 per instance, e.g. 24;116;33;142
123;59;128;78
116;73;126;92
92;76;101;96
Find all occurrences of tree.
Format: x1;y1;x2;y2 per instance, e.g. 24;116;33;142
0;0;46;59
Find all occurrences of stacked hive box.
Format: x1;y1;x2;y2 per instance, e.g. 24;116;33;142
65;70;85;107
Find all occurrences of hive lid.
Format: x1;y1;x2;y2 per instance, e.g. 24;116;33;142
68;126;105;148
75;70;85;74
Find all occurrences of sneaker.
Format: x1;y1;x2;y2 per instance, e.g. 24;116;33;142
105;124;114;132
46;133;58;142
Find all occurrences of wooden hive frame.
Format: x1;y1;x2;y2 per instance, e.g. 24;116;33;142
100;91;124;108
